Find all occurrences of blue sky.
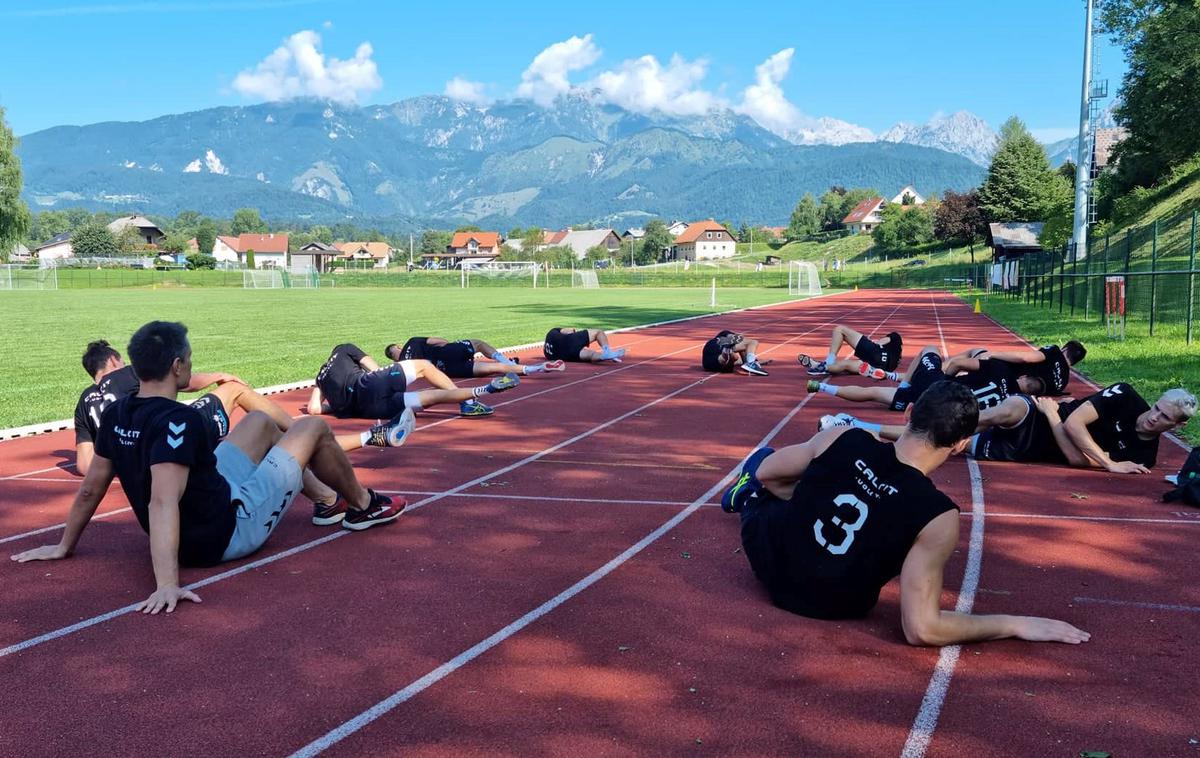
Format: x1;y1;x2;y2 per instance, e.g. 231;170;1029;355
0;0;1127;142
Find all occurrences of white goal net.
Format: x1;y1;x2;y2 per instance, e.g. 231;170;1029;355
285;265;320;288
462;261;539;288
243;269;284;289
0;265;58;290
572;270;600;289
788;260;822;296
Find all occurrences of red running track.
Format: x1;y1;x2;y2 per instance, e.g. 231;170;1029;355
0;290;1195;757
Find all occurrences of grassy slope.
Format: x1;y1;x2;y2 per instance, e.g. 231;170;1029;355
974;295;1198;445
0;287;802;429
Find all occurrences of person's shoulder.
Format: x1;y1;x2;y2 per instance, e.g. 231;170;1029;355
76;382;100;408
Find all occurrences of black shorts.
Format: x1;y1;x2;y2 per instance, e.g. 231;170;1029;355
350;364;409;418
189;393;231;439
854;332;902;371
429;341;476;378
890;352;943;412
544;328;592;361
972;395;1067;465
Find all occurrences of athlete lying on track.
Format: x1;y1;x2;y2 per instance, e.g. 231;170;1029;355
13;321;404;614
386;337;565;378
543;327;625;363
721;380;1089;646
797;323;903;378
700;330;768;376
943;340;1086;395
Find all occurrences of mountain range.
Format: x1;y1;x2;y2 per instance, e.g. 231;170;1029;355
16;94;1000;230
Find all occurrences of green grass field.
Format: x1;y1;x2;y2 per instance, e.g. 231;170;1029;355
0;286;809;429
974;295;1199;445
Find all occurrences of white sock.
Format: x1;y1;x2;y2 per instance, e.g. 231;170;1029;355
819;383;839;396
359;430;372;446
524;364;545;374
492;351;516;365
885;371;901;382
745;353;757;364
852;419;882;434
825;352;836;364
472;386;487;398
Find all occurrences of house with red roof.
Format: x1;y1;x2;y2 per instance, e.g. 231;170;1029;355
437;231;503;264
672;220;736;261
212;233;289;269
842;198;886;235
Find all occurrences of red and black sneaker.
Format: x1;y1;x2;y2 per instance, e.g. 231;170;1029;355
342;489;406;531
312;498;348;526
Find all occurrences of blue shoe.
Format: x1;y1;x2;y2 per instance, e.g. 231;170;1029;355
366;408;416;447
459;399;495;417
487;372;520;393
720;447;775;514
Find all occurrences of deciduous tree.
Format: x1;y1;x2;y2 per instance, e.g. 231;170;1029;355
0;107;31;261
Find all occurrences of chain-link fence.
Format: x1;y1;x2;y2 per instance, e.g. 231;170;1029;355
1008;208;1200;344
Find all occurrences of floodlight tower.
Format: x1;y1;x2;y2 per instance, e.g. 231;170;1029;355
1070;0;1106;261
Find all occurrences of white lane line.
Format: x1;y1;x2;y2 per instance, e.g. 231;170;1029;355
1073;596;1200;614
967;511;1200;526
900;457;987;758
287;393;819;758
0;507;132;546
0;465;76;482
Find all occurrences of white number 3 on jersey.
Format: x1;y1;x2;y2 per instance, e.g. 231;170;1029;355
813;493;870;555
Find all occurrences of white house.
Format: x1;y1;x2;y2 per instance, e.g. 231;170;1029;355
213;233;289;269
107;215;166;246
558;228;621;260
890;186;925;205
672;220;736;261
336;241;391;269
34;232;74;261
842;198;886;234
666;220;690;237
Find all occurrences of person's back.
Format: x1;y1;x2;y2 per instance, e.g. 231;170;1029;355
96;394;234;566
742;428;956;618
316;343;369;415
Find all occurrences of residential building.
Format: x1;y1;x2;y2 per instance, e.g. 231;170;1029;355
438;231;503;265
558;228;621;260
1094;127;1128;170
34;232;73;261
842;198;886;234
212;233;289;269
622;228;645;241
4;242;31;262
666;220;689;237
336;241;391;269
890;186;926;205
293;241;342;272
107;215;166;246
672;220;736;261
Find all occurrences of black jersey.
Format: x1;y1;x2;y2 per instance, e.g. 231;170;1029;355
1032;345;1071;394
739;429;959;619
74;365;141;444
1059;382;1157;467
94;395;235;567
953;358;1020;411
399;337;429;360
701;330;740;373
315;343;368;413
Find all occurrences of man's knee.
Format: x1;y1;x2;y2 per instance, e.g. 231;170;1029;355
237;411;283;442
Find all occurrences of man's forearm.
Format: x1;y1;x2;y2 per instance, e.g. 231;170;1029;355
1044;416;1091;468
59;483;107;553
908;611;1018;646
147;501;182;589
1064;422;1112;468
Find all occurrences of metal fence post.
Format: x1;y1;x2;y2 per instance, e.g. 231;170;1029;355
1188;210;1197;345
1083;247;1091;320
1149;219;1158;336
1058;248;1066;313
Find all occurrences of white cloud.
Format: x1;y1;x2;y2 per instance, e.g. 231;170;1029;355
516;34;601;106
322;19;332;29
232;30;382;104
589;54;721;116
735;48;806;137
444;77;492;106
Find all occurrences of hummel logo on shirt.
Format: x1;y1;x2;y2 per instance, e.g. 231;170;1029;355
167;420;187;449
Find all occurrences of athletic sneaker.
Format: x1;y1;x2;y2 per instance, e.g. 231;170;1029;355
487;372;520;393
541;360;566;372
460;399;495;417
857;362;887;381
797;354;828;375
600;346;626;362
342;489;406;531
720;447;775;514
739;360;769;376
312;499;348;526
365;408;416;448
818;413;856;432
805;379;822;393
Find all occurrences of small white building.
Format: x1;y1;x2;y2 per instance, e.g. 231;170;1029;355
842;198;886;235
672;220;736;261
666;220;690;237
558;228;621;260
213;233;289;269
34;232;74;261
107;215;165;246
890;186;925;205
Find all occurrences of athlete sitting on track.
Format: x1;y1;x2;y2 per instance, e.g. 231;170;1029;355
807;345;1045;413
308;343;518;420
543;327;625;363
73;339;412;526
700;330;768;376
12;321;404;615
721;380;1089;646
943;340;1086;395
824;383;1195;475
385;337;565;378
797;324;903;378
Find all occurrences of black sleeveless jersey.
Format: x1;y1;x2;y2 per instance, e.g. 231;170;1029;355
740;429;959;619
953;358;1020;410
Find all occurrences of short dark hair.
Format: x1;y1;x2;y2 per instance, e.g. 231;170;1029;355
82;340;121;378
1022;375;1047;395
909;381;978;448
384;343;402;362
127;321;190;382
1063;340;1086;365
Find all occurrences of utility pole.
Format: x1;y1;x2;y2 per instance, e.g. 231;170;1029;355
1070;0;1095;261
408;233;413;266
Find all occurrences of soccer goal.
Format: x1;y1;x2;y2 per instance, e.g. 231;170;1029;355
284;265;320;288
463;261;540;288
787;261;822;296
243;269;284;289
0;265;58;290
572;270;600;289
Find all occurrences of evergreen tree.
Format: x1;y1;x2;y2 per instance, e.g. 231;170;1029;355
0;107;31;261
978;117;1071;223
